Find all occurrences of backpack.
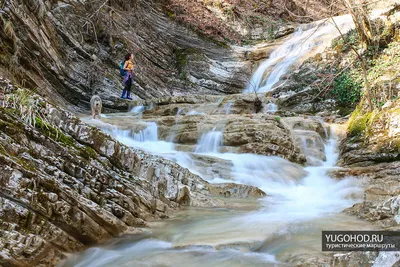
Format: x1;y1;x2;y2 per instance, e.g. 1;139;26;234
119;60;126;77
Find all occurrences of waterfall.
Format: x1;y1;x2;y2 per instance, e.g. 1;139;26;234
265;103;278;113
110;122;175;153
132;122;158;142
195;129;223;153
187;110;205;115
243;15;353;93
130;105;145;113
68;122;364;267
222;102;232;114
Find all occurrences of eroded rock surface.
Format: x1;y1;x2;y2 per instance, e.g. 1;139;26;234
0;91;265;266
0;0;281;111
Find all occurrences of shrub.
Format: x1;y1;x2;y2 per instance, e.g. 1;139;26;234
330;72;362;107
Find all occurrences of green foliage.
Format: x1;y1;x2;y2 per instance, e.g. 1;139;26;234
331;29;358;52
167;10;176;19
79;146;98;160
331;72;362;107
35;117;75;147
274;116;281;122
347;106;377;138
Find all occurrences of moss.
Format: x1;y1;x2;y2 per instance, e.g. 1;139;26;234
35;117;75;147
167;10;176;19
0;144;37;173
0;117;20;133
347;105;377;138
174;48;200;79
58;133;75;147
79;146;98;160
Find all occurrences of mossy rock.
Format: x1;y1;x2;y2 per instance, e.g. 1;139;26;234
174;47;201;79
35;117;75;147
79;146;98;160
347;106;377;138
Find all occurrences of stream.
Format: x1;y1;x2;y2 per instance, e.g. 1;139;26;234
62;117;375;267
63;14;375;266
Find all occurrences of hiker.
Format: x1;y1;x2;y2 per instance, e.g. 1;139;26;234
121;53;134;100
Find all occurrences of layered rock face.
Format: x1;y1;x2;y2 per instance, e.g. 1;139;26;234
326;100;400;266
92;94;310;164
0;0;258;110
0;85;265;266
337;100;400;228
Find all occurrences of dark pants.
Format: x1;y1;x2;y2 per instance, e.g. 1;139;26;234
121;78;132;98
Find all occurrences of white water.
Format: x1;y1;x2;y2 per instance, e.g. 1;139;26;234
243;15;353;93
265;103;278;113
67;239;278;267
105;122;361;212
222;102;232;114
195;129;223;153
66;121;366;267
187;110;205;115
110;122;175;153
130;105;145;113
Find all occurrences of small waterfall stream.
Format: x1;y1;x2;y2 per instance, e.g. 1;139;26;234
65;119;371;267
243;15;354;93
195;129;223;153
64;13;378;267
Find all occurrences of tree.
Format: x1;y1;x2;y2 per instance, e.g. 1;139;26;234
343;0;375;49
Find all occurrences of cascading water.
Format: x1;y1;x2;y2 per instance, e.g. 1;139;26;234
130;105;145;113
65;123;367;267
187;110;205;115
265;103;278;113
110;122;175;153
66;14;375;264
195;129;223;153
221;102;232;114
243;15;354;93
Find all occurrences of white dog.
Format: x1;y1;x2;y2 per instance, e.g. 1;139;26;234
90;95;102;119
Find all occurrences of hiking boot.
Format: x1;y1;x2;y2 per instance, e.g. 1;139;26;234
121;89;127;99
127;97;133;100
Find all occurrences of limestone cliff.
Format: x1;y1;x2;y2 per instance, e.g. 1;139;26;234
0;0;254;110
0;79;265;266
0;0;343;112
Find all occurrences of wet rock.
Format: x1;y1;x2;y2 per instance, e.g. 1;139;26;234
0;91;268;266
207;183;266;198
333;251;379;267
274;25;295;39
286;254;332;266
331;100;400;251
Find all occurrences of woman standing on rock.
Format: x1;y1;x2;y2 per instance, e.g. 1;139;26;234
121;53;134;100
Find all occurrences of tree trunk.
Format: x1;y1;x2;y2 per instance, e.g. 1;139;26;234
344;0;374;48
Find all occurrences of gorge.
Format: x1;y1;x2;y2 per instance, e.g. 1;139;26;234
1;0;400;266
